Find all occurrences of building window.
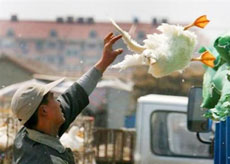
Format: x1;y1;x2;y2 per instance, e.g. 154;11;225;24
47;56;54;63
36;40;44;50
19;41;28;53
50;29;58;37
66;49;72;56
6;29;14;37
66;49;78;56
137;31;145;39
48;41;56;49
88;43;96;49
89;30;97;38
58;40;65;49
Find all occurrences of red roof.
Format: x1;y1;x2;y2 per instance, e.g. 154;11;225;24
0;20;159;40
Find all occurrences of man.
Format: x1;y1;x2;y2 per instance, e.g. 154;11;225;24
10;33;123;164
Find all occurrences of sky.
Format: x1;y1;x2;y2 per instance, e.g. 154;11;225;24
0;0;230;41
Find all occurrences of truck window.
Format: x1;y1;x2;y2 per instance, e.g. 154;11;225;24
151;111;211;158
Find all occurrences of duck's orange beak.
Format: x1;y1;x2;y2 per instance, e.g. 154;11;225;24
184;15;210;30
191;51;216;68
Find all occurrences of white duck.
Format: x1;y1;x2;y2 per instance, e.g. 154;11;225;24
0;123;14;151
60;126;84;151
111;15;215;78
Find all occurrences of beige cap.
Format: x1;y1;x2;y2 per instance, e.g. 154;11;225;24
11;78;65;125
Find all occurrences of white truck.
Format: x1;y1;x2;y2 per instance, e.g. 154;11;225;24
134;94;213;164
94;93;213;164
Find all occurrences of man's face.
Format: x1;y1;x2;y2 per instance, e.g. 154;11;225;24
45;92;65;127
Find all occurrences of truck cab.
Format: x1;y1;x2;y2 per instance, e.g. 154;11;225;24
135;94;212;164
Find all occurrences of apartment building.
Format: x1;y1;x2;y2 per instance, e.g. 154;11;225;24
0;15;159;76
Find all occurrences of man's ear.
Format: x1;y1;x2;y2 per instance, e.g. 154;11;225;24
38;105;48;117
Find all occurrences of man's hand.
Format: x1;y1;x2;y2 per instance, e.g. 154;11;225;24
95;33;123;73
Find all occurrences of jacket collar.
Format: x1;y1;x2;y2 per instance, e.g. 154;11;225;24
26;128;65;153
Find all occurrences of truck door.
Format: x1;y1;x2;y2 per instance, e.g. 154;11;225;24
144;110;212;164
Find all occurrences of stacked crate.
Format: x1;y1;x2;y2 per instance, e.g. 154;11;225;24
72;116;95;164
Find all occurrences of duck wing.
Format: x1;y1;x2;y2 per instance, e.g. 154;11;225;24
110;19;146;54
111;54;147;69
